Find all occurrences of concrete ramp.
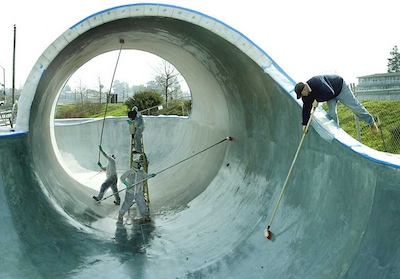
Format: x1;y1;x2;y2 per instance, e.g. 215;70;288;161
1;3;400;279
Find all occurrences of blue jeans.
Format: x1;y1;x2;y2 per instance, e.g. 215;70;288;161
326;81;375;126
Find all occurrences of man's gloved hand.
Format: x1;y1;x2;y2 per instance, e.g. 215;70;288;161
302;125;308;134
127;119;133;125
123;181;130;189
97;161;103;168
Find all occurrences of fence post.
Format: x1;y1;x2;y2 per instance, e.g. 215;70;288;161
377;114;388;152
351;83;361;142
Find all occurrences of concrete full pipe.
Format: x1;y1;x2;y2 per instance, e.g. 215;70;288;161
1;3;400;279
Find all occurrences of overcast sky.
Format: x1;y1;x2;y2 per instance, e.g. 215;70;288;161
0;0;399;91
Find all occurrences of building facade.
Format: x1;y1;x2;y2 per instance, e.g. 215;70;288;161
355;72;400;101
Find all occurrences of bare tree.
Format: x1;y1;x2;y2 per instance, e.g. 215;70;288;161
76;79;86;106
97;76;104;104
153;60;182;106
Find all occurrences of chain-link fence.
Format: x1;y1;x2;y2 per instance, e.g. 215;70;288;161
359;101;400;154
325;100;400;154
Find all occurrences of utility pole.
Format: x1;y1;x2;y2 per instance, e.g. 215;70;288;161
12;24;16;105
0;65;5;104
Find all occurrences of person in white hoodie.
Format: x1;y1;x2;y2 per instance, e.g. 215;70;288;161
118;157;150;223
93;145;121;205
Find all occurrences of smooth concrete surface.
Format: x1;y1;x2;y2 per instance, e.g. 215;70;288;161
1;3;400;279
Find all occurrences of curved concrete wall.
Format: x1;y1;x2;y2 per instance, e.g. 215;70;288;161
1;3;400;279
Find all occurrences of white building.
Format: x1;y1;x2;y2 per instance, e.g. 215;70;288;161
355;72;400;101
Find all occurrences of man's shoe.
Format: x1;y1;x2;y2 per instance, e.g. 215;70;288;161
370;123;379;135
114;200;120;205
93;196;99;201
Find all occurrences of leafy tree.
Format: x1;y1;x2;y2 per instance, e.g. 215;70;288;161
131;84;147;94
145;80;163;93
387;45;400;73
113;80;130;102
124;90;163;111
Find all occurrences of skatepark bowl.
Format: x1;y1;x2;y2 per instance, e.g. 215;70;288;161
1;3;400;279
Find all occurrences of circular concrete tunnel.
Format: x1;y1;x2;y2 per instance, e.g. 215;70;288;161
14;4;300;278
12;3;400;279
17;4;297;223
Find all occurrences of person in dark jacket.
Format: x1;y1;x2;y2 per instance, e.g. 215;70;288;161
127;106;145;154
295;75;379;134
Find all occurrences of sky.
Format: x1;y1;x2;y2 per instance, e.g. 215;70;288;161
1;0;400;92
